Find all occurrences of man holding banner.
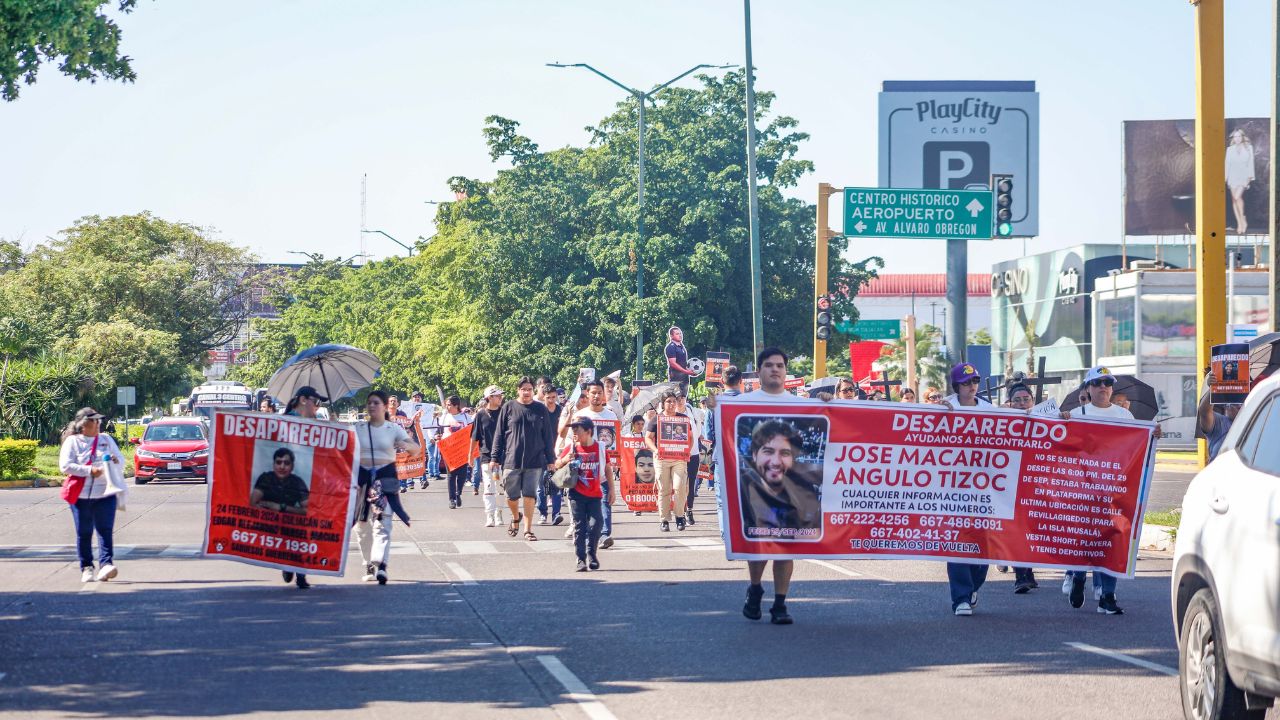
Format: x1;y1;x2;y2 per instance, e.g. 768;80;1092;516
645;392;693;532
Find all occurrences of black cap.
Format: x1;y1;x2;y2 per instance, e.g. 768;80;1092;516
294;386;329;402
568;417;595;433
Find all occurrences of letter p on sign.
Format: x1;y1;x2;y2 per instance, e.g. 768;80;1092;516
923;141;990;190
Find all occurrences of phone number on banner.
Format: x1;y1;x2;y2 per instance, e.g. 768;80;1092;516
229;529;319;555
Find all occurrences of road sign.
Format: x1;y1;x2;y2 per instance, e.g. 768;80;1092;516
839;318;901;340
879;80;1039;237
117;386;136;406
843;187;993;241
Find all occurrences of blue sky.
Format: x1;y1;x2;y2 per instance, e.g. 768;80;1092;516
0;0;1274;273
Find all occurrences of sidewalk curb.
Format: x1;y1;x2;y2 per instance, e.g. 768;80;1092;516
1140;524;1176;551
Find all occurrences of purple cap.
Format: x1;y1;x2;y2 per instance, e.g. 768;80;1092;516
950;363;981;385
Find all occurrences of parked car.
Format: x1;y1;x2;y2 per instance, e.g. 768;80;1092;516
131;418;210;484
1173;373;1280;719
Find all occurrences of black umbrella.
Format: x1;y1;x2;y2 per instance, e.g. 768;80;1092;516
1058;375;1159;421
622;381;682;421
1247;332;1280;381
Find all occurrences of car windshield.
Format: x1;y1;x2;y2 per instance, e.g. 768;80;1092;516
144;424;206;442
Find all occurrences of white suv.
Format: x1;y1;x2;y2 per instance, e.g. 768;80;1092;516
1173;373;1280;719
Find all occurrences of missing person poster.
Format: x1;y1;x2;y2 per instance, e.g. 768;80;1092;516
715;399;1156;577
618;432;658;512
705;351;731;387
439;424;478;472
204;411;359;576
656;416;693;461
1210;343;1251;404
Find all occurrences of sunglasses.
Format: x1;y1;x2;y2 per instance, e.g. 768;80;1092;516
838;387;856;394
1088;378;1115;388
960;378;982;386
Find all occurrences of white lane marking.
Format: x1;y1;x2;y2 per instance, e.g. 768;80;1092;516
0;672;6;682
158;544;200;557
536;655;617;720
78;581;100;593
805;559;863;577
1065;642;1177;676
445;562;477;586
454;541;498;555
675;537;722;548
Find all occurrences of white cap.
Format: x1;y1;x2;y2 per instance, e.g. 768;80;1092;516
483;385;504;398
1083;365;1114;383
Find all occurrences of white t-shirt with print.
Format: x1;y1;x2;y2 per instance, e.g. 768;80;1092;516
1070;403;1134;420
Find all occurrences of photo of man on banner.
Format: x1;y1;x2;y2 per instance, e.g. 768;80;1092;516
736;416;825;540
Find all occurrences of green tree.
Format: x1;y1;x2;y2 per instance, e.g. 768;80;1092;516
0;212;255;362
0;0;138;101
877;324;949;393
56;321;187;407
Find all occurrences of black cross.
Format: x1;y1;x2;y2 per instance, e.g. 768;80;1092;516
1016;356;1064;403
867;374;902;401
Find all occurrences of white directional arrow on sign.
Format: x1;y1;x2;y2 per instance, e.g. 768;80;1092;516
854;220;867;233
965;199;985;218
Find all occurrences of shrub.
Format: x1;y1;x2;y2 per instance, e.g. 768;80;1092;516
0;439;39;480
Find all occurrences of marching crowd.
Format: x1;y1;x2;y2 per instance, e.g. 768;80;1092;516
57;330;1160;625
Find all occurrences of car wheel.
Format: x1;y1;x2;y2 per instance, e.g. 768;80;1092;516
1179;588;1264;720
134;476;150;485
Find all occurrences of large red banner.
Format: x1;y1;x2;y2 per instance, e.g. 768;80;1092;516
203;411;359;576
715;399;1156;576
618;433;658;512
438;424;479;471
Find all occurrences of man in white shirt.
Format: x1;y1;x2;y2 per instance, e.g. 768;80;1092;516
733;347;809;625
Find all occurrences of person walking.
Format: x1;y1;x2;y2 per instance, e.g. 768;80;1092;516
555;417;609;571
473;385;506;527
490;377;556;541
441;396;472;509
942;363;991;616
354;391;418;585
1003;382;1038;595
277;385;330;588
536;380;565;526
679;393;705;527
569;380;619;547
60;407;128;583
645;391;693;532
734;347;808;624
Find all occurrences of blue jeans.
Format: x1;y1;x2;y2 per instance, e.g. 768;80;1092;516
427;442;441;476
471;458;483;489
569;490;603;561
947;562;989;609
1069;570;1117;596
71;495;117;569
536;472;562;519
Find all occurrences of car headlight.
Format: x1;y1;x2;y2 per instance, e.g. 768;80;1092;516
134;449;154;458
193;452;209;460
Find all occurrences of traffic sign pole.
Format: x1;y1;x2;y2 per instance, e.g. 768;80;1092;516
814;183;838;378
946;238;967;365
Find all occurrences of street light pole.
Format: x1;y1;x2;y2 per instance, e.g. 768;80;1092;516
548;61;735;380
361;229;414;256
743;0;765;360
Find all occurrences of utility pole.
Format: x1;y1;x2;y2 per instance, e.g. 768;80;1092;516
814;183;838;378
904;314;918;397
945;238;966;365
743;0;765;359
1194;0;1227;467
360;174;367;264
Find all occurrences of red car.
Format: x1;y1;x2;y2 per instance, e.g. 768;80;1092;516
131;418;210;484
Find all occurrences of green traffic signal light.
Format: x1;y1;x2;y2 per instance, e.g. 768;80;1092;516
997;222;1014;237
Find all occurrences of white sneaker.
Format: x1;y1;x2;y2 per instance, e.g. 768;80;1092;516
954;602;973;616
81;567;95;583
362;564;375;582
970;592;978;608
564;526;574;539
495;512;504;524
96;564;118;582
537;516;548;525
484;514;496;528
1062;575;1073;594
1095;585;1103;601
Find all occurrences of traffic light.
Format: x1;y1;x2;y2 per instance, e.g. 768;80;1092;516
816;294;834;341
992;173;1014;237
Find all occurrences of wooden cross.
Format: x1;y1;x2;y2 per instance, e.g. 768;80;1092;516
1016;356;1064;403
867;373;902;401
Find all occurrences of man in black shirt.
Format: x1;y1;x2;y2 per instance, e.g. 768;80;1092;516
536;379;565;526
251;448;309;514
665;326;695;394
472;384;505;527
489;376;556;540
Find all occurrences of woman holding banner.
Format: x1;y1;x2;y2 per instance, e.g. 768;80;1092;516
441;396;472;509
275;385;328;589
354;391;418;585
942;363;991;617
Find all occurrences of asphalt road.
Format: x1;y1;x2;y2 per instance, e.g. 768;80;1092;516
0;472;1248;720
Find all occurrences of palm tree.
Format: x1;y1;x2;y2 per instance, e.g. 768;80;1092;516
875;324;949;394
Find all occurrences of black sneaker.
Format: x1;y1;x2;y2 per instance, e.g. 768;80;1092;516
1013;579;1033;594
576;560;588;572
661;521;670;532
552;515;565;526
295;574;310;589
1069;574;1085;608
675;516;686;531
769;604;794;625
588;555;600;571
685;511;696;526
282;571;294;584
1097;593;1124;615
743;584;764;620
376;566;388;585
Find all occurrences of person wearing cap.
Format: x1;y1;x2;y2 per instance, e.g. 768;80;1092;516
665;326;696;395
939;362;992;616
274;385;329;588
59;407;128;583
555;416;610;571
473;384;507;527
1057;365;1141;616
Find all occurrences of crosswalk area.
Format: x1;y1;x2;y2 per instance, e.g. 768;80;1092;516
0;536;726;560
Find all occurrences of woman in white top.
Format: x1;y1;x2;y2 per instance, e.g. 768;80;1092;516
353;390;419;585
441;395;473;509
1226;128;1256;235
941;363;991;617
59;407;128;583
